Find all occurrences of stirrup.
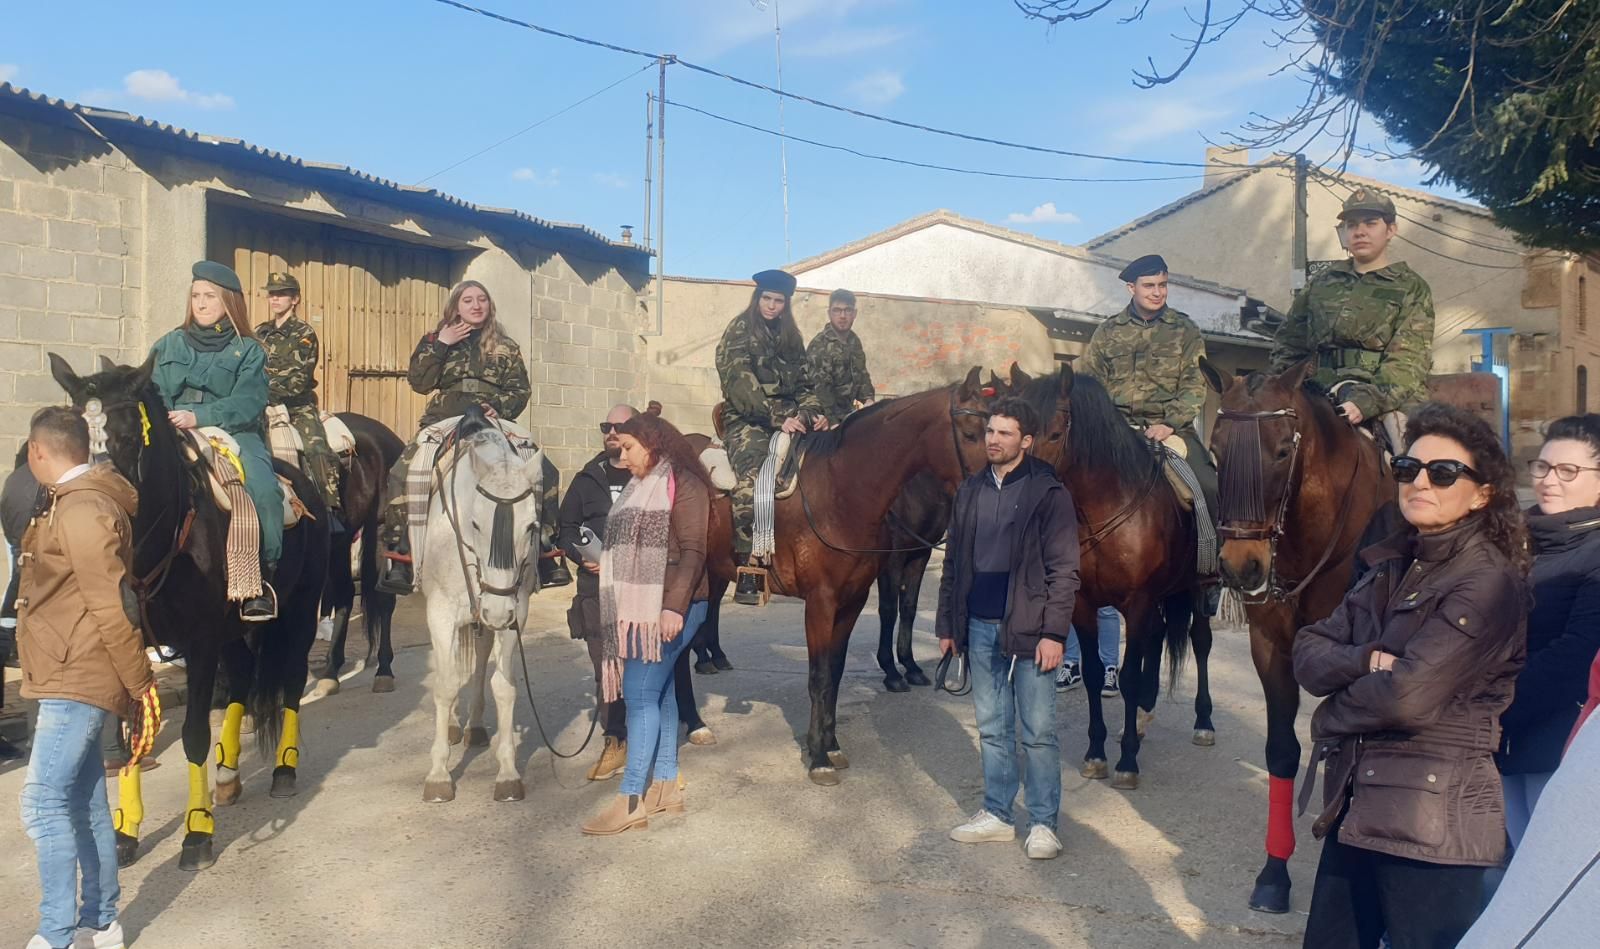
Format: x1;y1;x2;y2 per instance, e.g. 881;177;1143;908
735;565;770;607
240;583;279;623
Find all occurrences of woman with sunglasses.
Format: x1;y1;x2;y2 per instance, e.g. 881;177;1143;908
1293;403;1530;948
1495;415;1600;848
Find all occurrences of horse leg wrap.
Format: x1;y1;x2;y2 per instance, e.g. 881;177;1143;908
275;708;300;770
114;764;144;839
1266;775;1296;861
186;762;215;835
215;702;244;772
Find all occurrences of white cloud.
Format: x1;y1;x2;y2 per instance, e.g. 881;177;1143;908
511;166;561;186
0;64;19;84
847;69;905;105
790;26;909;58
122;69;234;109
591;172;631;189
1007;202;1080;225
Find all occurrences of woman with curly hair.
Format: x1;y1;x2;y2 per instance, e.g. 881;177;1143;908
1292;402;1530;948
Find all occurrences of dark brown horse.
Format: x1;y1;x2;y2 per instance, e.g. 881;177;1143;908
1008;363;1214;789
873;471;949;692
697;369;992;784
1200;358;1388;914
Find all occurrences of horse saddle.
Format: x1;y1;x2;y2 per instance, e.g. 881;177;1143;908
768;432;806;501
180;428;307;529
418;413;540;469
264;406;359;472
1157;435;1196;511
698;441;737;493
319;412;357;455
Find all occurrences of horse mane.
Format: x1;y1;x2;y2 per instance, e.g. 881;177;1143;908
1021;371;1155;485
799;391;916;461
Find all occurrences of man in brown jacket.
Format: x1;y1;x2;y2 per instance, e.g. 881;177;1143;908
17;407;157;949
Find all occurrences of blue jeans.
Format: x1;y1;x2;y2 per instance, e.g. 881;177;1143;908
967;618;1061;831
619;600;707;796
1065;606;1121;669
20;699;119;948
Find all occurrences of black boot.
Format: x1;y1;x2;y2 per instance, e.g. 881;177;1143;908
241;563;278;622
733;554;765;606
328;508;347;536
376;537;414;596
538;540;572;589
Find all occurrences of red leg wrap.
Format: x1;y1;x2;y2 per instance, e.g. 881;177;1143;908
1266;775;1296;860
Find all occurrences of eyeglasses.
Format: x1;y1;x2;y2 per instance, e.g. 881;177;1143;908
1391;456;1483;488
828;307;856;315
1528;460;1600;482
599;423;620;434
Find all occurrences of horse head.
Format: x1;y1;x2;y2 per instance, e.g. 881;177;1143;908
48;352;163;485
1202;357;1320;595
441;408;543;631
947;366;993;482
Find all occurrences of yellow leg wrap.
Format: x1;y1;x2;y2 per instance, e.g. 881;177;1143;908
114;765;144;838
186;762;215;835
275;708;300;770
215;702;244;771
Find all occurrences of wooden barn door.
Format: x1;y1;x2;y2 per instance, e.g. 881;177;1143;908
208;203;454;438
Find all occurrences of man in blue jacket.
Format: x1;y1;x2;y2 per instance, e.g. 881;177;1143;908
937;396;1080;860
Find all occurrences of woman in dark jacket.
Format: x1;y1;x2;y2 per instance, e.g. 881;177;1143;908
1498;414;1600;847
581;413;712;836
1293;403;1530;949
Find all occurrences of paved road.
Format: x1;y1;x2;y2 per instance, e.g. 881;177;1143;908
0;557;1314;947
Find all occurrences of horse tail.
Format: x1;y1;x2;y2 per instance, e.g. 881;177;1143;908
357;500;396;664
1163;591;1195;692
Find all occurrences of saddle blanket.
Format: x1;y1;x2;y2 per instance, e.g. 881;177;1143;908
1159;446;1218;577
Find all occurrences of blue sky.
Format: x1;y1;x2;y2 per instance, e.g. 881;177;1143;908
2;0;1451;278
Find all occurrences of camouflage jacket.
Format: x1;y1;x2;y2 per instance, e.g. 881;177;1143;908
408;330;531;429
806;326;875;420
254;316;320;408
1270;260;1435;419
1081;304;1207;430
715;312;823;430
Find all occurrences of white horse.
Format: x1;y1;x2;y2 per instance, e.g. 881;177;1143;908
419;415;543;803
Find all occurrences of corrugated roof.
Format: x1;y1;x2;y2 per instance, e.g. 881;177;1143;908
0;82;650;267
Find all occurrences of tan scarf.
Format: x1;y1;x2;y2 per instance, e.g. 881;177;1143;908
598;462;675;701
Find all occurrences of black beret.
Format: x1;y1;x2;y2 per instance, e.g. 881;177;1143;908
192;260;242;293
1118;255;1169;283
752;269;797;297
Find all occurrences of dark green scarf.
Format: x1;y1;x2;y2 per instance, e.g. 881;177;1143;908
183;318;237;353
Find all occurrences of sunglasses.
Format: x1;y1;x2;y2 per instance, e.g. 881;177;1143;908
599;423;621;435
1391;456;1483;488
1528;460;1600;483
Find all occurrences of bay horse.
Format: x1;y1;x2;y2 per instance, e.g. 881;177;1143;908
50;353;331;871
1200;358;1387;914
1008;363;1213;789
698;369;992;784
314;412;405;695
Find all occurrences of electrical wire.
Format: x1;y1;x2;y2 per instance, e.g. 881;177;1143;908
1311;179;1525;268
1311;173;1527;255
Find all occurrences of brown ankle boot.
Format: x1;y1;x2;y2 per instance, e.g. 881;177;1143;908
585;736;627;782
581;794;649;836
643;775;686;816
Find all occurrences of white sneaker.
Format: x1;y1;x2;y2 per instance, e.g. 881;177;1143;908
316;616;335;641
26;935;57;949
1025;825;1063;860
949;810;1015;843
73;921;125;949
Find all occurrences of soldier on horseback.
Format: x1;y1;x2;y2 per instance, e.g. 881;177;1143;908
714;269;830;605
255;271;344;530
806;288;876;422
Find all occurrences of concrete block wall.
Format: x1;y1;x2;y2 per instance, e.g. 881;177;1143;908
0;119;145;459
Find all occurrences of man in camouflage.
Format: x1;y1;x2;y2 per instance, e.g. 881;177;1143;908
257;272;344;524
715;269;828;604
1270;188;1435;446
1082;254;1218;512
807;288;875;421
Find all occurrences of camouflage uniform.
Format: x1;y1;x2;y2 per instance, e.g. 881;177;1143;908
716;312;823;556
1082;303;1217;511
255;315;342;513
806;325;875;422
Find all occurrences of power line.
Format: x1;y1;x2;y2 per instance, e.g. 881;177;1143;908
669;99;1208;184
414;62;655;185
428;0;660;60
1311;178;1524;268
1311;172;1526;255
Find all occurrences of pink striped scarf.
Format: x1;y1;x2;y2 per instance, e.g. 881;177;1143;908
598;462;675;701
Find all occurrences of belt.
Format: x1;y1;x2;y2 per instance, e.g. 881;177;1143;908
1316;348;1379;371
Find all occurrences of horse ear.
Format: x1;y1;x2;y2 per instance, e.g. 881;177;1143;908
132;352;156;392
1057;361;1075;397
97;355;117;373
1199;356;1229;394
986;369;1004;394
1280;358;1315;391
958;366;983;399
48;352;82;400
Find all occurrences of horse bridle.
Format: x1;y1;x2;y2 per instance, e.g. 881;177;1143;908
1051;408;1167;556
436;426;540;631
1214;405;1364;603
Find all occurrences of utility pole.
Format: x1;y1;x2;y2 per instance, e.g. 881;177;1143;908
773;0;791;262
643;91;653;252
650;55;669;337
1292;152;1308;294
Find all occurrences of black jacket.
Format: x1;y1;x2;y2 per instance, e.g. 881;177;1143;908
935;455;1079;656
2;455;42;548
556;451;627;599
1498;506;1600;775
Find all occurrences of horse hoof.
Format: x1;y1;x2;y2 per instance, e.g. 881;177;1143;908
1249;881;1292;915
884;675;909;693
115;832;139;868
179;832;216;872
1080;759;1109;780
808;767;841;787
712;655;733;671
214;778;242;807
270;766;297;799
827;750;850;770
688;726;717;746
904;669;931;687
694;660;719;675
1111;771;1141;791
448;725;463;745
466;726;491;748
494;779;526;802
313;677;340;697
1193;729;1216;747
423;780;456;803
372;675;396;694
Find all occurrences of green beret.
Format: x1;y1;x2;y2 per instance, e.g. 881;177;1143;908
752;269;797;297
1338;188;1396;220
264;271;300;293
192;260;242;293
1118;254;1169;283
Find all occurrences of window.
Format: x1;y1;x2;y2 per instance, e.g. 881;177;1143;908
1579;365;1589;414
